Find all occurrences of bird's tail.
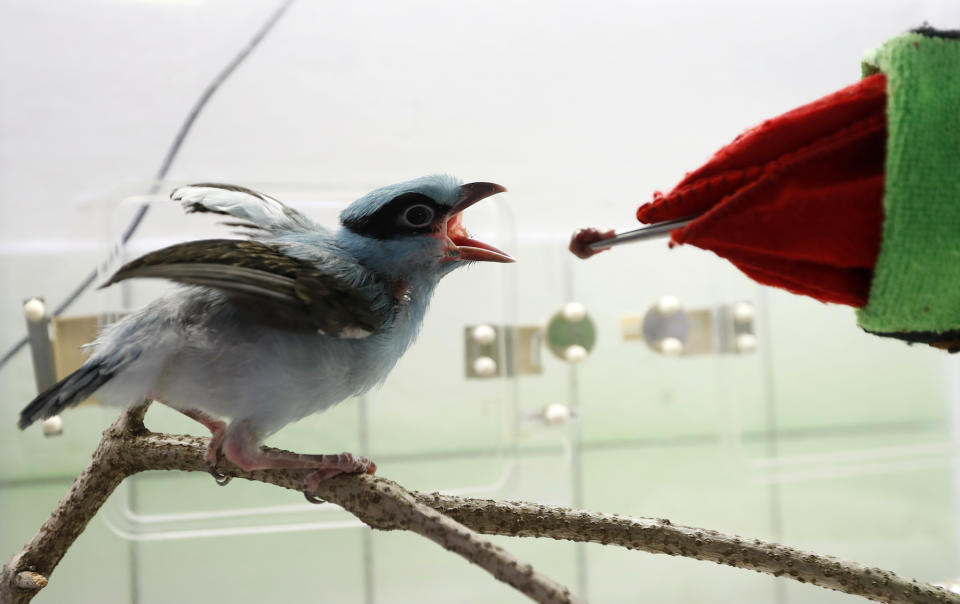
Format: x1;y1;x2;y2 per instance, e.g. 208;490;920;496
18;361;117;429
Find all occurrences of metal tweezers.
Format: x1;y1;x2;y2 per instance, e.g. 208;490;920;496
586;215;700;251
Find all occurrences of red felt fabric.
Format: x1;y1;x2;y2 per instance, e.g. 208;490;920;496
636;74;888;307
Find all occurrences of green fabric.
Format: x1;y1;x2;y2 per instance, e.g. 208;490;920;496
856;32;960;335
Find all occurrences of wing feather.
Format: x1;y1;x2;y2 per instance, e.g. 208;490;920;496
171;183;316;233
103;240;387;337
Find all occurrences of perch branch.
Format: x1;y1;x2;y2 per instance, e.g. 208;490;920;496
3;405;958;604
418;494;959;604
0;406;149;604
0;407;577;604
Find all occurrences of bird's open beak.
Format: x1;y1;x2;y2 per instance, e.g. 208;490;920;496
441;182;514;263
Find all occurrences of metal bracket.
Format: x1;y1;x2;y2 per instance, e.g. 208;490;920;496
23;298;62;436
464;325;545;378
23;301;103;436
545;303;596;363
622;296;757;356
465;302;598;379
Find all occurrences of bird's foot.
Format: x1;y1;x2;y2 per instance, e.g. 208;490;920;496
205;437;233;485
302;452;377;504
204;428;232;485
215;420;376;502
178;408;232;486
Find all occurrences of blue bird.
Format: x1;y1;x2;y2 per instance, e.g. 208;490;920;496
18;175;512;500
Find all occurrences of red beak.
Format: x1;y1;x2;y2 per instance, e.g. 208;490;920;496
442;182;514;263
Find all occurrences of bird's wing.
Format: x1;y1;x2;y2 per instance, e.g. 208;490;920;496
102;239;388;338
172;184;316;233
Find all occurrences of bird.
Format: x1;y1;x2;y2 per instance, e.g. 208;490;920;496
18;175;512;500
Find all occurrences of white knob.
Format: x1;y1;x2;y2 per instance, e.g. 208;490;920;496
735;333;758;353
543;403;572;425
733;302;755;323
656;296;681;315
562;302;587;322
564;345;588;363
659;337;684;355
24;298;46;322
472;356;498;377
42;415;63;437
471;324;497;345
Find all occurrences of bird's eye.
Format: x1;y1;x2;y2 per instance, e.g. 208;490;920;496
398;204;435;228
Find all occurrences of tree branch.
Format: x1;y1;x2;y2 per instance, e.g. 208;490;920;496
0;407;148;604
3;406;958;604
418;494;959;604
0;407;578;604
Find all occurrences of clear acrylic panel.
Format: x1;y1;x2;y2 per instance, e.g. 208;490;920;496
6;179;958;600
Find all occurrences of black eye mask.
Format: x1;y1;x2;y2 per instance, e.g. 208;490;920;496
342;192;445;240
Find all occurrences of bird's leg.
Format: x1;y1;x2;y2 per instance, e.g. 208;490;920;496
222;419;377;503
178;408;231;485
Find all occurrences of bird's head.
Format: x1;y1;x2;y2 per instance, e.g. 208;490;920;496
338;175;512;281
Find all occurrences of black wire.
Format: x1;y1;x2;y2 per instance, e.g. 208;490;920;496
0;0;295;373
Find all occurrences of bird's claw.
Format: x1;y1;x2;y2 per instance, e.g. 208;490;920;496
208;466;232;486
205;439;231;485
301;469;338;504
303;491;325;504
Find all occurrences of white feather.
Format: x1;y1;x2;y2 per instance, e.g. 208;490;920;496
171;184;313;232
